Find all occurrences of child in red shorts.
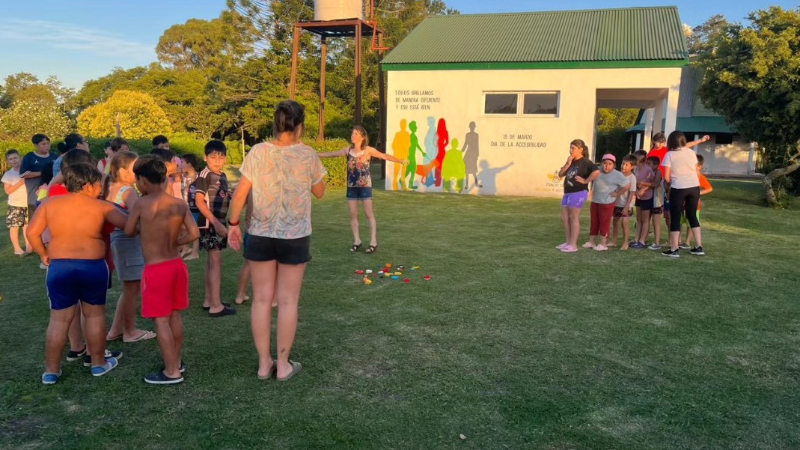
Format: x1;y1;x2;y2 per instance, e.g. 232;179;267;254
124;156;199;385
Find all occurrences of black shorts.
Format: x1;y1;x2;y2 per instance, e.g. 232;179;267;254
613;206;632;218
244;234;311;265
635;197;654;211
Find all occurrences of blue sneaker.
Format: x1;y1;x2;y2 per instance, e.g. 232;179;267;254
91;357;119;377
630;242;646;249
83;350;123;367
41;371;62;385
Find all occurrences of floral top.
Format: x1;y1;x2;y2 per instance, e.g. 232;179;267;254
240;142;327;239
347;149;371;188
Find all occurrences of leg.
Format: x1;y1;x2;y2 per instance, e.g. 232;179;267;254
668;189;686;250
621;217;631;250
170;311;184;370
683;189;702;248
652;214;662;245
235;261;251;304
274;262;308;380
45;306;78;374
634;208;642;243
81;303;108;367
348;200;361;246
586;202;599;247
250;260;278;378
610;217;619;246
362;199;377;247
637;210;651;244
567;207;582;247
152;316;180;378
560;207;570;246
205;250;223;312
67;305;84;352
9;226;23;254
598;204;614;246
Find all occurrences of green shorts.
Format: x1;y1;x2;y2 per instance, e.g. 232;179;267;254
681;210;700;225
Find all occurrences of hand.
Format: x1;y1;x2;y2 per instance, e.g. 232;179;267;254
402;159;410;166
228;225;243;251
565;156;574;165
40;253;50;267
610;191;621;198
701;135;710;142
213;220;228;238
636;188;647;198
574;176;587;184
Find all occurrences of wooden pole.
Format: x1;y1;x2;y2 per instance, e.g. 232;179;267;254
289;25;300;100
319;37;327;141
378;32;386;179
355;21;362;125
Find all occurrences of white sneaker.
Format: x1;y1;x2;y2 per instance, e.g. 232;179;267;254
594;244;608;251
582;242;595;249
39;263;47;270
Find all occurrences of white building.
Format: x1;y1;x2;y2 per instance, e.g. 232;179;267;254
381;6;689;197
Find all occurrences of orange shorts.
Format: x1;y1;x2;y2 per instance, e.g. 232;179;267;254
141;258;189;318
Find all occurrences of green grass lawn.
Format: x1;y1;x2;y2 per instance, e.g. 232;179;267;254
1;179;799;450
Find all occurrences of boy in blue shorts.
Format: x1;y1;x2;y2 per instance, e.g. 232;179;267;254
188;140;235;317
27;163;128;384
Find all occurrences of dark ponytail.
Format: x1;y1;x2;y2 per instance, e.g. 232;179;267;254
569;139;589;158
58;133;85;154
273;100;306;135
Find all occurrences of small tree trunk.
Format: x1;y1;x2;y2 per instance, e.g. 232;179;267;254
763;151;800;206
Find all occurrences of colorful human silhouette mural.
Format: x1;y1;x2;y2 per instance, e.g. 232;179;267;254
441;138;466;193
391;119;411;190
461;121;482;189
404;121;426;190
435;118;449;187
423;116;437;187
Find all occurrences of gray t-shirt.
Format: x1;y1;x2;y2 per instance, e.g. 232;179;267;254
615;173;638;208
592;169;628;205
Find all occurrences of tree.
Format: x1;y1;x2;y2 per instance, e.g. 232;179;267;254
156;12;255;71
0;100;72;142
78;90;173;139
697;6;800;205
687;14;729;55
0;73;74;109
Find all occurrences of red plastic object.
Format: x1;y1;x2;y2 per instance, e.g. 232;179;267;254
355;270;364;275
423;275;431;281
403;278;410;283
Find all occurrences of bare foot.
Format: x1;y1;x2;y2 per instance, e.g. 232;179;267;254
607;242;617;247
621;244;629;251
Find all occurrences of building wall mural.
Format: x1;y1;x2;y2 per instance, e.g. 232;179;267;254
385;67;683;197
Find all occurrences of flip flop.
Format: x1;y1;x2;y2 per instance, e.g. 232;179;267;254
123;330;157;343
203;302;231;311
209;305;237;317
365;245;378;254
258;360;276;380
106;334;123;342
350;243;362;252
276;361;302;382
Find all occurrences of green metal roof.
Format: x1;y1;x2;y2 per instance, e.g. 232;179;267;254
627;117;734;134
382;7;689;69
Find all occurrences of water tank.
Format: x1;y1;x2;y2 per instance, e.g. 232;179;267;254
314;0;363;21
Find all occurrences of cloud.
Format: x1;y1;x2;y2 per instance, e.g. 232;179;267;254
0;18;155;60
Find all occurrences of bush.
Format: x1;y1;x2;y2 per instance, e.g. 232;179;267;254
305;139;348;189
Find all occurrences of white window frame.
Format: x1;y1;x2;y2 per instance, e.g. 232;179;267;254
483;91;560;118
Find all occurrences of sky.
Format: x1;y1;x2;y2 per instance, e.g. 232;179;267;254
0;0;795;90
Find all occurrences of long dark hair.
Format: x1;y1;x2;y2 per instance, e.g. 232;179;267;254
667;131;687;151
569;139;589;158
349;126;369;151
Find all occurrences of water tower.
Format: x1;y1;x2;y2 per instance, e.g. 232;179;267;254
289;0;387;144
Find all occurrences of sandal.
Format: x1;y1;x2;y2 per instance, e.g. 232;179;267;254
350;243;362;252
365;245;377;254
276;361;302;382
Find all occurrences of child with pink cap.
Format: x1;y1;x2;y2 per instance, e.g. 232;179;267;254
583;154;633;251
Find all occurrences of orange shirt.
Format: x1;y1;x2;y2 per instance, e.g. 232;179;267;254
698;174;712;210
